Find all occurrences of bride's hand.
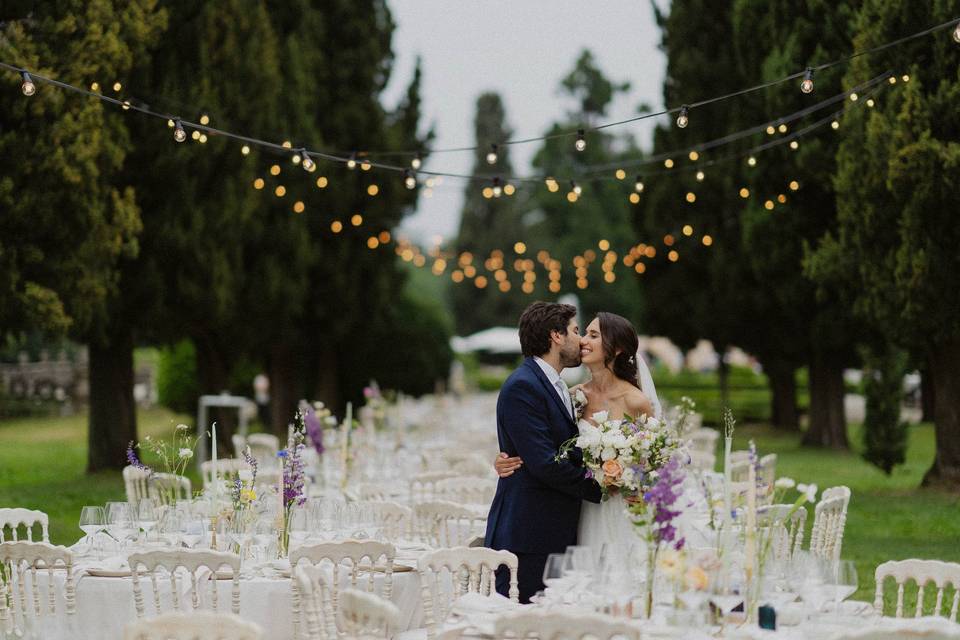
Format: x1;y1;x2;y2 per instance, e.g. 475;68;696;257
494;452;523;478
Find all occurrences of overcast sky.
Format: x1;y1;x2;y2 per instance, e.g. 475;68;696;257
381;1;667;243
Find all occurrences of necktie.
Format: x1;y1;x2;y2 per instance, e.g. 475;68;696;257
555;379;573;419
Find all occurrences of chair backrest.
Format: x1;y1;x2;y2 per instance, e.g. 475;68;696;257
294;564;336;640
409;471;460;502
0;541;74;638
434;477;495;506
688;427;719;454
413;501;486;548
122;610;262;640
124;466;153;505
337;588;400;640
247;433;280;451
252;467;281;491
493;608;641;640
418;547;518;640
810;485;851;563
289;541;396;640
757;504;806;564
688;450;716;472
0;508;49;543
128;549;241;617
200;459;247;489
231;434;247;458
758;453;777;500
355;482;404;502
874;559;960;621
439;452;494;478
730;459;752;483
148;473;192;506
828;617;960;639
354;501;412;541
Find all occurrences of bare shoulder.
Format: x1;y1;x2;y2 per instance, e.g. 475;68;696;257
623;385;654;418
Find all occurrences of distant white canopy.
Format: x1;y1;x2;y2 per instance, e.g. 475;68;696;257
451;327;521;354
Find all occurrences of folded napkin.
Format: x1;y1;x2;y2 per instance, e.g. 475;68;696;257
451;592;520;617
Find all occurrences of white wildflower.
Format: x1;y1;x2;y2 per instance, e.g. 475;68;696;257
573;389;587;405
775;477;796;489
797;483;818;502
600;447;617;461
178;448;193;460
591;410;609;424
176;423;190;431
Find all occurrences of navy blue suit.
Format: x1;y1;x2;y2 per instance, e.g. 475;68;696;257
484;357;601;602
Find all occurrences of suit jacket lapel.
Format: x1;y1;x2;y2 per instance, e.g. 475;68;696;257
524;358;575;426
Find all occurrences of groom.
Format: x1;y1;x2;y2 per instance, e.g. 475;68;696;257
485;301;602;603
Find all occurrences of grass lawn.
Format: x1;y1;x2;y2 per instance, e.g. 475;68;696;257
1;403;958;607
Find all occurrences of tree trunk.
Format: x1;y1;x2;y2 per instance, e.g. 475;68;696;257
269;342;299;437
803;352;849;449
87;328;136;472
922;336;960;490
314;344;341;411
920;364;936;423
194;335;235;453
768;363;799;430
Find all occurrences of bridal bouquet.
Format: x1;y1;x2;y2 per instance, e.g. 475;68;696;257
557;410;686;501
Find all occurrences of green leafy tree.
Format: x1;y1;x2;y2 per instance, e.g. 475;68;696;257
451;92;529;335
0;1;168;471
806;0;960;487
860;344;909;474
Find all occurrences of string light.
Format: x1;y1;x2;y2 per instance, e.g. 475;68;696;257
492;177;502;198
747;156;757;167
172;118;186;143
801;67;815;94
695;170;705;182
953;21;960;43
20;71;35;96
575;129;586;152
571;180;582;196
831;120;840;129
241;144;250;155
634;176;645;193
300;149;315;172
199;114;210;126
676;105;690;128
346;153;357;170
112;81;122;92
486;144;498;165
404;169;416;189
411;154;422;170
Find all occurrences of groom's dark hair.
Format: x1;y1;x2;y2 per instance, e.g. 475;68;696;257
518;302;577;357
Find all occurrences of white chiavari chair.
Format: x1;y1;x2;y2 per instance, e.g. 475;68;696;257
123;465;153;505
200;459;247;490
730;458;752;483
337;587;400;640
294;564;336;640
123;610;263;640
413;502;486;548
148;473;193;506
688;450;716;472
493;608;641;640
688;427;719;455
289;541;396;640
416;547;518;640
252;466;281;492
758;453;777;501
434;477;495;506
354;482;404;502
874;559;960;622
128;549;241;618
830;618;960;639
810;485;851;563
247;433;280;468
409;472;460;503
758;504;807;564
355;502;412;541
232;434;247;458
0;541;75;638
0;509;49;543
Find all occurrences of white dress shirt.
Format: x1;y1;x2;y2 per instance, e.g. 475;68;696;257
534;356;574;419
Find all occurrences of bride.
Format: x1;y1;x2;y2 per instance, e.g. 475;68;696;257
494;311;662;563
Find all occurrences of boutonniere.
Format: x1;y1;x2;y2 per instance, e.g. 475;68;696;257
571;388;588;421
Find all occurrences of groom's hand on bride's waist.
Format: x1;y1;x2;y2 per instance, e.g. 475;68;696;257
495;452;523;477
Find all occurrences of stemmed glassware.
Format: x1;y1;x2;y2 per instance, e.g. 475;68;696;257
828;560;859;616
136;498;159;544
79;506;104;558
105;502;135;553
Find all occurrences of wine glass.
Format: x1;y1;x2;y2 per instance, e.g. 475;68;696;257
798;554;833;616
829;560;859;616
288;507;310;548
179;512;207;549
105;502;135;552
709;564;746;621
542;553;568;601
562;545;595;581
79;506;104;558
136;498;159;543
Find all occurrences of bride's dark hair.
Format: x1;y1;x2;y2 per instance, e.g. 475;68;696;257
596;312;640;388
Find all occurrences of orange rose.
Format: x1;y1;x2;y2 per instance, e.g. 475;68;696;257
601;459;624;484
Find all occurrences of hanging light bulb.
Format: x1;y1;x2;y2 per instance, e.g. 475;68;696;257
411;154;422;170
575;129;586;152
800;67;814;94
492;177;503;198
486;144;499;165
300;149;315;172
953;21;960;43
346;152;357;169
404;169;416;190
571;180;582;196
20;71;36;96
696;170;705;182
634;176;645;193
676;105;690;128
173;118;186;143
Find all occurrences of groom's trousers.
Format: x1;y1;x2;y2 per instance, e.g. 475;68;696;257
496;552;548;604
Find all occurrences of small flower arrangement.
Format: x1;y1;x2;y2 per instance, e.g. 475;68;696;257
302;400;337;456
277;410;308;556
130;423;199;479
570;387;588;421
363;381;388;430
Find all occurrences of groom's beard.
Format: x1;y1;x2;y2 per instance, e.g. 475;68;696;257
559;345;582;369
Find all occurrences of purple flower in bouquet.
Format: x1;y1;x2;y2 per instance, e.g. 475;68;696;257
126;441;152;475
642;456;686;550
303;406;325;456
281;436;307;509
242;445;259;481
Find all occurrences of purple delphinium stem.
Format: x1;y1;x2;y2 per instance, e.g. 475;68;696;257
643;456;687;551
303;407;325;456
242;446;259;483
126;441;152;476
